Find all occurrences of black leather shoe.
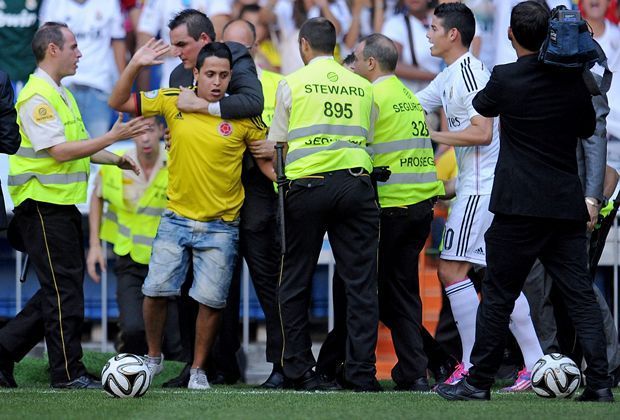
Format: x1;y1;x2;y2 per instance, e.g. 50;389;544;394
209;372;240;385
436;379;490;401
259;371;285;389
0;362;17;388
52;375;102;389
162;363;191;388
351;378;383;393
395;377;430;392
430;358;458;384
293;369;342;391
575;387;615;402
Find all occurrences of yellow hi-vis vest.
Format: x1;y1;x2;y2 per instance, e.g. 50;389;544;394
260;68;283;127
99;154;168;265
284;58;373;179
370;76;444;207
9;74;90;206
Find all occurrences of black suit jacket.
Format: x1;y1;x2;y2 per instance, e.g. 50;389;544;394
168;41;264;119
0;71;21;230
473;54;595;221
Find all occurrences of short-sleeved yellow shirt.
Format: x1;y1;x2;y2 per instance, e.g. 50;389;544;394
136;88;267;222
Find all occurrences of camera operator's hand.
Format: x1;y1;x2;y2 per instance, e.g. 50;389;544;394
585;197;600;232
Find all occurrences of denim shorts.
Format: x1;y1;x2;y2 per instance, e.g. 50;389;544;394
142;210;239;309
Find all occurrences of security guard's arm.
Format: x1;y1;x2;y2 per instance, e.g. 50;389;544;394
86;182;106;283
109;37;170;113
47;113;148;163
267;79;291;170
91;149;140;175
429;115;492;147
248;139;277;160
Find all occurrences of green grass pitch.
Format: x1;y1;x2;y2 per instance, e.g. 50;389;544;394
1;352;618;419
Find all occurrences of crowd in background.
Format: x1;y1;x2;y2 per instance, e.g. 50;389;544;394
1;1;619;165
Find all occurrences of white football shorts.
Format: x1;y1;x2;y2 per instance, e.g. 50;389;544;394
440;194;493;266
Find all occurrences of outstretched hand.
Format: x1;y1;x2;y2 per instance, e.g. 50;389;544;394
109;113;149;142
132;37;171;67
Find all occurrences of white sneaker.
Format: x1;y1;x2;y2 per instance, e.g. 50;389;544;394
188;368;211;390
143;354;164;376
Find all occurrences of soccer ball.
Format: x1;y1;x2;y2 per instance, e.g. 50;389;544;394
101;354;151;398
531;353;581;398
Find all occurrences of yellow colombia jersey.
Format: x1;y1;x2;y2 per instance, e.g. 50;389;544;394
137;88;267;222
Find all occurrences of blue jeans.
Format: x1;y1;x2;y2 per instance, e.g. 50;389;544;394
142;210;240;309
67;84;112;138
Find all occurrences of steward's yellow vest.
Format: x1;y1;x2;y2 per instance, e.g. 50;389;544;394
260;69;283;127
284;58;373;179
370;76;444;207
99;154;168;265
9;75;90;206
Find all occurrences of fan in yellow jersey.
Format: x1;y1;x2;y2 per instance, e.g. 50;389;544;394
109;39;271;390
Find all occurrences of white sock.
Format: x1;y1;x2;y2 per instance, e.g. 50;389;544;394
509;292;544;371
445;278;479;371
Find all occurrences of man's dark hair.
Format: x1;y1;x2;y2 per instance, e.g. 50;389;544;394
32;22;68;63
168;9;216;43
222;19;256;45
195;42;233;71
510;1;550;52
298;17;336;54
434;2;476;48
239;3;261;19
342;52;355;66
360;33;398;72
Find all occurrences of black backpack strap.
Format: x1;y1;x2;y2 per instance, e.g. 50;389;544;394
583;40;612;96
404;13;418;67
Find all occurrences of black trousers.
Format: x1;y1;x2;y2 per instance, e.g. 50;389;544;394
0;200;87;384
317;201;450;382
379;201;433;383
279;169;379;386
114;255;183;359
468;214;612;390
240;224;283;363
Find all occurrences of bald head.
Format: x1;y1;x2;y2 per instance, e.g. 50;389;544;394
361;34;398;72
221;19;256;53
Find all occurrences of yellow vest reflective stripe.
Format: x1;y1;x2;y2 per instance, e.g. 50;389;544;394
9;74;89;206
260;68;283;127
284;58;373;179
14;147;52;158
100;155;168;265
369;76;444;207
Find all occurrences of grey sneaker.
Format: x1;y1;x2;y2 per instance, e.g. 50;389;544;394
143;354;164;376
188;368;210;390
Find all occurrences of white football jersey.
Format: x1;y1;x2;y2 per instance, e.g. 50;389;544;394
39;0;125;93
417;52;499;196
